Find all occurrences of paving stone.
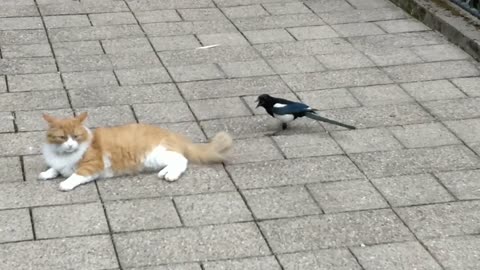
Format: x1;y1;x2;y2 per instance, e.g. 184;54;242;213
49;24;143;42
0;91;68;112
351;145;480;178
222;5;269;19
401;80;466;101
267;56;325;74
233;14;325;31
129;264;201;270
160;121;207;143
303;0;354;12
263;2;311;15
308;180;388;213
151;35;201;51
204;256;281;270
278;249;362;270
178;8;227;21
255;38;355;58
116;67;171;85
0;57;57;74
376;19;430;33
451;77;480;97
389;123;461;148
1;43;52;58
15;108;73;132
331;22;386;37
44;15;91;28
220;60;275;78
320;103;433;130
57;54;112;72
133;102;194;124
109;52;161;69
288;25;339;40
40;1;128;15
297;88;360;110
332;128;403;153
0;76;6;93
348;32;446;50
179;76;289;100
105;198;181;232
0;17;42;31
243;29;295;44
52;40;104;56
76;105;136;128
63;70;118;89
349;84;414;106
168;64;225;82
227;137;283;164
423;98;480;120
98;165;235;200
372;174;454;206
273;133;343;158
351;241;442;270
175;192;252;226
0;4;38;18
436;170;480;200
0;112;14;133
33;202;109;239
412;44;471;62
259;209;413;253
0;157;23;183
102;37;153;54
114;223;270;266
197;33;249;46
89;12;136;26
227;155;362;189
201;114;324;139
0;181;99;209
0;235;117;269
143;21;236;37
0;209;32;243
363;47;423;66
159;45;260;67
189;97;251;121
425;236;480;270
0;29;47;45
134;10;182;24
396;201;480;239
243;186;321;219
383;61;479;82
127;0;214;11
318;7;407;24
282;68;392;91
316;51;375;70
69;83;181;107
214;0;300;7
347;0;396;9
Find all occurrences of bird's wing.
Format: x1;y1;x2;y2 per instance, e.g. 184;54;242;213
272;102;312;115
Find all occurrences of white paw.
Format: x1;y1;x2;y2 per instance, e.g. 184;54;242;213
38;169;58;180
59;180;76;191
164;171;182;182
157;167;168;179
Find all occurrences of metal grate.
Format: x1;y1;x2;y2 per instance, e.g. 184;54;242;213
450;0;480;18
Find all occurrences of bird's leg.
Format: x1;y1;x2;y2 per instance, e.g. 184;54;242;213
282;123;288;130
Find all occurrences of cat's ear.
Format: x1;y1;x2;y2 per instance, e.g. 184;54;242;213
43;114;57;125
75;112;88;123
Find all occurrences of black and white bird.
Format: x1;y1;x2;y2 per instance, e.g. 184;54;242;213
256;94;356;130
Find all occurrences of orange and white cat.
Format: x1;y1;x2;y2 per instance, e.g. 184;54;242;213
39;113;233;191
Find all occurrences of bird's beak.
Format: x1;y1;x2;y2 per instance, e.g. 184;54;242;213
255;98;260;108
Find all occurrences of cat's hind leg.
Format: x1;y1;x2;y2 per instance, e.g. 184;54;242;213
38;168;59;180
156;151;188;182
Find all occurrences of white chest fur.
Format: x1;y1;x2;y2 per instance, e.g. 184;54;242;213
42;142;90;177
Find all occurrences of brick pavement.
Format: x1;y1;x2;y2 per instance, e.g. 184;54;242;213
0;0;479;269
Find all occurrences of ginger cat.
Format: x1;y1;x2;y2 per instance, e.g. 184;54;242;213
39;112;233;191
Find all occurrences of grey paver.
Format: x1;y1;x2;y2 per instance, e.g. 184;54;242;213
174;192;252;226
318;7;407;24
331;128;403;153
288;25;339;40
57;54;112;72
363;47;423;66
412;44;471;62
451;77;480;97
243;185;321;219
76;105;136;128
331;22;386;37
389;123;461;148
308;180;388;213
0;209;33;243
226;137;284;164
267;56;325;74
115;67;171;85
401;80;466;101
102;37;153;54
244;29;295;44
52;40;104;56
44;15;91;28
396;201;480;239
233;14;324;31
351;145;480;178
62;70;118;89
0;157;23;183
33;202;109;239
222;5;269;19
143;21;236;37
425;236;480;270
259;209;413;253
129;264;201;270
316;51;375;70
105;198;181;232
263;2;311;15
0;29;47;45
371;174;454;206
0;112;14;133
89;12;136;26
0;91;69;112
0;57;57;74
351;241;442;270
189;97;252;120
2;43;52;58
109;52;160;69
435;170;480;200
273;133;343;158
298;88;360;110
0;4;38;18
168;64;225;82
15;108;73;132
151;35;201;51
254;38;355;58
204;256;281;270
219;60;275;78
375;19;430;33
0;76;6;93
178;8;227;21
197;33;249;46
49;24;143;42
278;249;362;270
160;121;207;143
114;223;270;267
0;235;118;270
0;17;43;31
227;155;363;189
347;0;395;9
133;102;194;124
135;10;182;24
304;0;354;13
7;73;62;92
349;84;413;106
423;98;480;120
348;32;445;50
383;60;479;82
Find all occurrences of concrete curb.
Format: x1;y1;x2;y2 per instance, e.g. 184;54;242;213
389;0;480;60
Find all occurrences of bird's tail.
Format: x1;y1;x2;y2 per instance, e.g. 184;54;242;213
183;132;233;164
305;112;356;129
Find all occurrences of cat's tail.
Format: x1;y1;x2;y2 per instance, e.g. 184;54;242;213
184;132;233;164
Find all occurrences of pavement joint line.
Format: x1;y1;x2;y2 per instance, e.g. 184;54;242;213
347;247;367;270
304;184;326;214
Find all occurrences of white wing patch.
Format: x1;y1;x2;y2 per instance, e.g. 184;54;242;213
273;103;286;108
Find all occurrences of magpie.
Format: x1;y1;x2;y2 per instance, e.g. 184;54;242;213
255;94;356;130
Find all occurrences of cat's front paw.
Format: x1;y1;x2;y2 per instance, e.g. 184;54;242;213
59;180;76;191
38;168;59;180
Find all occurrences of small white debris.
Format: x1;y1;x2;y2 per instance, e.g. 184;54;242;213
195;44;220;50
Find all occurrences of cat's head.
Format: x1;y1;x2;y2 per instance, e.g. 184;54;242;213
43;112;90;153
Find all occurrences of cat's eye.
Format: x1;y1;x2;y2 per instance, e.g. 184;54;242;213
57;136;67;140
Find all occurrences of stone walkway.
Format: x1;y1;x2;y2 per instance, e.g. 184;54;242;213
1;0;480;269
